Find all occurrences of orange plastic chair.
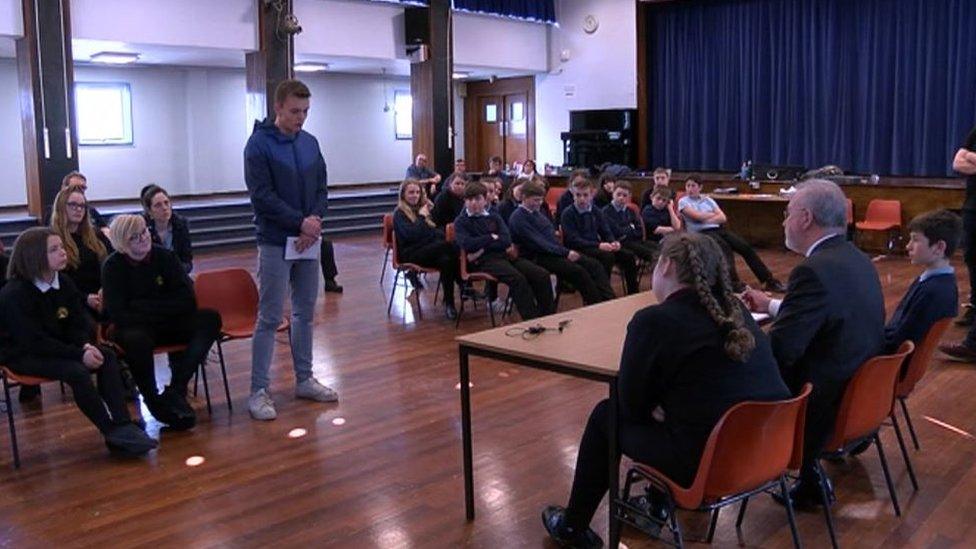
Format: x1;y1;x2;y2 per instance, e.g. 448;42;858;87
888;317;953;492
615;384;812;549
380;213;394;284
386;214;441;320
816;341;914;548
1;366;62;468
855;199;902;253
545;186;563;212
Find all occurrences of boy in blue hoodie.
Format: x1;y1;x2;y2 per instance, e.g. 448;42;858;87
454;181;554;319
243;79;338;421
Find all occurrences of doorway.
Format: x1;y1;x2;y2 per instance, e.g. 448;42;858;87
463;76;535;173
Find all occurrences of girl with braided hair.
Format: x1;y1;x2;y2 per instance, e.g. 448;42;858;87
543;232;789;548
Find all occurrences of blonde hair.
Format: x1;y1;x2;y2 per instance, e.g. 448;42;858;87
108;214;147;256
395;179;435;228
50;187;107;269
659;232;755;362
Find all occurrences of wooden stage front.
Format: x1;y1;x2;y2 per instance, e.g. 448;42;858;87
1;233;976;547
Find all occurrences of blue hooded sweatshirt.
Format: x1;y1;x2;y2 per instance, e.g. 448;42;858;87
244;118;329;246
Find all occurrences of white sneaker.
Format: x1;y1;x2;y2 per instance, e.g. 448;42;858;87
295;378;339;403
248;389;277;421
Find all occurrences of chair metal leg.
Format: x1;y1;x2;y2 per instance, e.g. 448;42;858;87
665;492;684;549
779;474;802;549
2;375;20;468
387;270;400;317
735;497;749;529
875;434;901;516
705;508;719;543
380;247;390;284
891;413;918;491
59;382;65;395
192;369;199;397
816;461;839;549
899;397;920;450
433;274;441;306
455;293;465;329
414;285;423;321
487;291;497;328
199;361;213;416
216;340;232;412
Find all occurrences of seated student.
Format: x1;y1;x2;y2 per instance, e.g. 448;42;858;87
60;171;110;236
883;210;959;353
0;227;157;455
640;167;672;209
517;159;539;181
554;170;593;225
454;181;554;319
603;181;660;265
486;156;512;193
102;215;222;430
561;177;640;295
593;173;616;209
678;175;784;293
509;180;615;305
542;232;789;547
642;187;682;243
480;176;502;216
441;158;467;196
140;185;193;273
392;179;460;319
498;179;556;227
406;153;442;199
50;187;112;317
431;173;467;228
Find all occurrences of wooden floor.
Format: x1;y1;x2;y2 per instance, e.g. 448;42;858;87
2;234;976;548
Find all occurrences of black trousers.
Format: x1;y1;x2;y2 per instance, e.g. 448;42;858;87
401;241;460;303
564;399;696;529
534;254;616;305
114;309;222;398
797;379;847;484
471;255;554;319
10;347;129;433
701;228;774;285
621;240;659;264
579;247;640;295
963;209;976;301
320;238;339;280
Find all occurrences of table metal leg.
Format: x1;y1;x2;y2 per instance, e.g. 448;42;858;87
608;378;621;547
460;346;475;520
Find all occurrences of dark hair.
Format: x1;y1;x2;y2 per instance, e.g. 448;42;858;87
658;232;755;362
598;173;618;188
685;174;703;186
463;181;488;199
521;180;546;198
908;209;962;257
61;170;86;189
274;79;311;105
653;167;669;176
140;184;169;213
571;176;594;190
8;227;58;281
613;180;633;193
451;172;470;186
479;175;500;186
651;187;673;201
488;155;502;166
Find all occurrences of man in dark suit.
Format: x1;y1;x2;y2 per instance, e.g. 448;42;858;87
744;179;885;507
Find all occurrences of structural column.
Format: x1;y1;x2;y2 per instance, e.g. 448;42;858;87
245;0;295;124
17;0;78;218
406;0;454;179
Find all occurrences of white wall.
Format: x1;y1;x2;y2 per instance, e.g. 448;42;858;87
71;0;256;51
0;59;27;205
535;0;637;166
454;12;547;73
295;0;403;61
0;0;21;37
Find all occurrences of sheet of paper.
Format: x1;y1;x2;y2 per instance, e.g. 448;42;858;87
751;312;771;324
284;237;321;261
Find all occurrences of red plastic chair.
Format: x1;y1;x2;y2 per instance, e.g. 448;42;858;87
1;366;63;468
855;199;902;253
545;186;563;212
816;341;915;548
385;213;441;320
888;317;953;491
615;384;812;549
380;213;394;284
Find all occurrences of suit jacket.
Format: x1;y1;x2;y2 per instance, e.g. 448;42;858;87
771;235;885;391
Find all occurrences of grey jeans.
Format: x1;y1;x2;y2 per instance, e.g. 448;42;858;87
251;244;319;393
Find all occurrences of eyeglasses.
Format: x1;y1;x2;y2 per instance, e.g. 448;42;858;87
66;201;87;211
128;228;150;243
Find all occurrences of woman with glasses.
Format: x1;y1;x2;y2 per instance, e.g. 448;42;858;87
50;187;112;317
101;214;221;430
140;184;193;273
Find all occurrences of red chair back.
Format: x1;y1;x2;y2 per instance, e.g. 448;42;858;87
698;384;812;503
625;202;647;241
825;341;914;450
445;223;455;242
863;199;902;226
382;213;394;249
545;187;563;211
897;317;952;398
195;268;259;337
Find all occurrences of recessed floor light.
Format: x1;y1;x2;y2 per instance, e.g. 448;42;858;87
288;428;308;439
332;417;346;426
185;455;205;467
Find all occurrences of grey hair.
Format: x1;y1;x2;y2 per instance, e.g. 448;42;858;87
793;179;847;229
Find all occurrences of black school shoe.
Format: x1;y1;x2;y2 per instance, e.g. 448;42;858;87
324;278;344;293
541;506;603;549
105;423;158;456
955;306;975;327
160;387;197;430
18;385;40;403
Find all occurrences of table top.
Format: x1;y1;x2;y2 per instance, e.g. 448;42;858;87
456;292;659;377
710;193;790;202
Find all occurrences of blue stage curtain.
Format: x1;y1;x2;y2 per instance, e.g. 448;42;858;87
453;0;555;23
649;0;976;177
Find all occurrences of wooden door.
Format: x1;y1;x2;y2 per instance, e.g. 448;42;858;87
464;76;535;171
